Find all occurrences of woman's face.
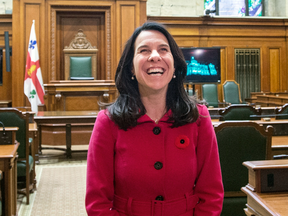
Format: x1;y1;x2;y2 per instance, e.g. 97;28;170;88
132;30;175;95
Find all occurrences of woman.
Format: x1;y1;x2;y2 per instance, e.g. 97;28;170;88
86;22;223;216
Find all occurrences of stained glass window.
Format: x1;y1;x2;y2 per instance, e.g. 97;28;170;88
248;0;263;16
204;0;263;16
204;0;215;12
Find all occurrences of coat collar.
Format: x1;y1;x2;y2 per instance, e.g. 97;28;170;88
137;109;172;124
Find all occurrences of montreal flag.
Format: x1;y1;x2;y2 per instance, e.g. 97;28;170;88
24;20;45;113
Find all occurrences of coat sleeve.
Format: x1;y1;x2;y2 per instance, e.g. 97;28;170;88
194;105;224;215
85;110;120;216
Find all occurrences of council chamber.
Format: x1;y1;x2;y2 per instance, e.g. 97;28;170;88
0;0;288;215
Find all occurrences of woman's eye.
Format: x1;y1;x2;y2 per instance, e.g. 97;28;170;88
160;48;168;52
140;49;149;53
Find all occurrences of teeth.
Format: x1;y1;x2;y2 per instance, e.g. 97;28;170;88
150;73;162;76
147;68;164;73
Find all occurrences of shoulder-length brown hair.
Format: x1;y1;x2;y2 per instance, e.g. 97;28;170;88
108;21;199;130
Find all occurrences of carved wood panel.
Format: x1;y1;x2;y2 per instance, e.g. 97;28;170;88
50;6;111;81
57;11;105;80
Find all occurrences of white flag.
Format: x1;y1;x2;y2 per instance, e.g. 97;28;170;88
24;20;44;113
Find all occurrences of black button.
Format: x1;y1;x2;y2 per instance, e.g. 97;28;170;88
155;195;164;201
180;139;185;144
153;127;161;135
154;161;163;170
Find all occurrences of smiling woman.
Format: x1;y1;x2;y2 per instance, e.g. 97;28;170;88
85;21;224;216
132;30;175;97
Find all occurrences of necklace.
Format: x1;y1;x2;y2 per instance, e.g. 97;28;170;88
153;108;166;124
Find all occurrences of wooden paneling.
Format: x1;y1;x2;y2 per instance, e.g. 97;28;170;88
57;12;105;80
11;0;146;107
12;0;44;107
116;1;140;56
50;6;112;82
0;15;12;101
8;2;288;107
41;124;93;145
269;48;280;93
0;49;12;100
148;16;288;101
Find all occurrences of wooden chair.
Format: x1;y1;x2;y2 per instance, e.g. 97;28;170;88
218;104;262;121
222;80;243;104
275;103;288;119
0;108;36;204
214;121;273;216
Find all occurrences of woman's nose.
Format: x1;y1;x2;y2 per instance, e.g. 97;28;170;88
148;50;161;61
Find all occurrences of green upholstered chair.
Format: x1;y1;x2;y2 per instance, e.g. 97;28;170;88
214;121;273;216
202;84;219;107
202;84;228;108
222;80;243;105
0;108;35;204
69;56;94;80
219;104;262;121
275;103;288;119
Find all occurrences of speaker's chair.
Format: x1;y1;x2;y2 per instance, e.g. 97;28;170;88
63;29;98;80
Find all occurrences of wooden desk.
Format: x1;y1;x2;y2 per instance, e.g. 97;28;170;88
271;136;288;157
249;92;288;105
0;137;19;216
34;111;98;158
242;184;288;215
0;100;12;108
29;122;39;165
256;95;288;107
44;80;117;111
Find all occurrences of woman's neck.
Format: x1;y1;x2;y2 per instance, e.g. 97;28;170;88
141;93;167;124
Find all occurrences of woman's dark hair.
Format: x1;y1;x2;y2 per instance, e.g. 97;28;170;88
108;21;199;130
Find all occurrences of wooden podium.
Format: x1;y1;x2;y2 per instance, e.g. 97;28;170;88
241;160;288;216
0;127;19;216
44;80;117;111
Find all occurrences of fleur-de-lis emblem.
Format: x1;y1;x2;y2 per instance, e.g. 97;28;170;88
29;89;36;99
29;40;37;49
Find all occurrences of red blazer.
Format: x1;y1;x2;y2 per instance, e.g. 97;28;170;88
86;104;224;215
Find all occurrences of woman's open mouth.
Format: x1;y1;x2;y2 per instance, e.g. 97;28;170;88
147;67;164;76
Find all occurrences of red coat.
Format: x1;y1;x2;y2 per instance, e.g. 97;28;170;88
86;104;224;215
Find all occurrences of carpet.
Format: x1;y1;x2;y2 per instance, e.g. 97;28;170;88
29;165;87;216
